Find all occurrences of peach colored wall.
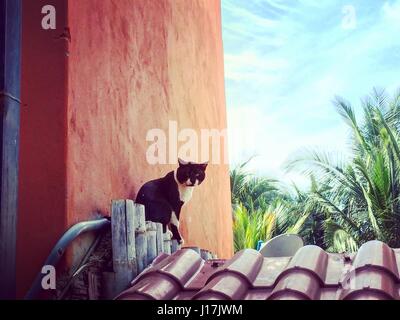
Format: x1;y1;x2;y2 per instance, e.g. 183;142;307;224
18;0;232;297
67;0;232;259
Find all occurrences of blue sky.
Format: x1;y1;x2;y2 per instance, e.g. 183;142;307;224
222;0;400;188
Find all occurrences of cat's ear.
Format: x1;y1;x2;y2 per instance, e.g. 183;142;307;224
198;161;208;171
178;158;189;167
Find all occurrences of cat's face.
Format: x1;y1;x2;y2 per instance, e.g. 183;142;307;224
176;158;208;186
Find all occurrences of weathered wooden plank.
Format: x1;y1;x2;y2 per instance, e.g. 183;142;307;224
125;200;137;277
163;231;172;254
111;200;126;271
88;271;100;300
111;200;135;296
171;239;179;253
155;223;163;254
101;271;117;300
134;203;147;274
146;221;157;264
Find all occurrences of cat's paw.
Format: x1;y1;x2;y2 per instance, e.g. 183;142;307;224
165;230;173;239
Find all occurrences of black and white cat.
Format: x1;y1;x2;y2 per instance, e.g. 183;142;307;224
135;158;208;245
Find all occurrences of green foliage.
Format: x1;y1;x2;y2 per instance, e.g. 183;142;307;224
232;203;275;251
230;160;292;251
284;89;400;251
231;88;400;253
230;158;280;213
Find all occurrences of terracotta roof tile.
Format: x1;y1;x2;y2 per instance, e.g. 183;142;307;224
115;240;400;300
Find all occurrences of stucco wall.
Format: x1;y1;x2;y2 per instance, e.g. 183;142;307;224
18;0;232;297
18;0;69;297
67;0;232;259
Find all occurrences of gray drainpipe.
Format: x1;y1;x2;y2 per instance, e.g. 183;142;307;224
25;218;110;300
0;0;22;300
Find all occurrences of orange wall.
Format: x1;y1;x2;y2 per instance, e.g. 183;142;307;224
18;0;69;297
18;0;232;297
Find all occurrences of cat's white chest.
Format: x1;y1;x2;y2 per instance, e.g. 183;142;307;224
178;184;194;204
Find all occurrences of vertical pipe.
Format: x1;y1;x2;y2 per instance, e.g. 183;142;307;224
0;0;21;300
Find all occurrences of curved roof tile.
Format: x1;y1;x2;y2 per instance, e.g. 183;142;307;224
340;269;398;300
116;240;400;300
269;270;321;300
205;249;263;287
130;248;203;288
193;273;250;300
353;240;399;279
282;245;329;284
117;274;180;300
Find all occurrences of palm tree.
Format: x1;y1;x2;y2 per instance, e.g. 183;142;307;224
230;158;280;212
232;203;275;251
286;88;400;252
230;159;292;251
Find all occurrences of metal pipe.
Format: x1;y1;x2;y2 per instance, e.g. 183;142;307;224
25;218;110;300
0;0;22;300
57;233;102;300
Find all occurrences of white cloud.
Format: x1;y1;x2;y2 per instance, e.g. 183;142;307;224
265;0;296;12
223;0;278;29
224;51;288;83
224;52;289;71
382;0;400;25
223;0;400;189
227;104;349;183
